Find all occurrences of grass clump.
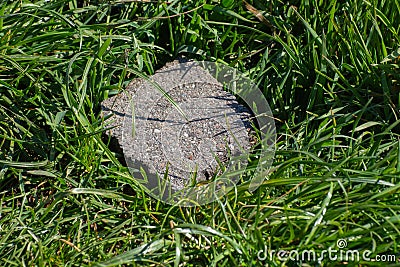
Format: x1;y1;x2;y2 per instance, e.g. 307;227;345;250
0;0;399;266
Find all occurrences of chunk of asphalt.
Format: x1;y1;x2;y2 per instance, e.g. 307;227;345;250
101;60;252;191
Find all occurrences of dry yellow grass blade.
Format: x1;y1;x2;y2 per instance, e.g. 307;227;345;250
243;0;274;29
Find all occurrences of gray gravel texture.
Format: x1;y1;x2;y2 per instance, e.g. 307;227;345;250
102;60;253;193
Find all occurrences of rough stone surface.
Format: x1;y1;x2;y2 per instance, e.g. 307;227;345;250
101;60;253;190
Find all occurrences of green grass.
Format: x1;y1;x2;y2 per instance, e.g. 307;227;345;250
1;0;400;266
